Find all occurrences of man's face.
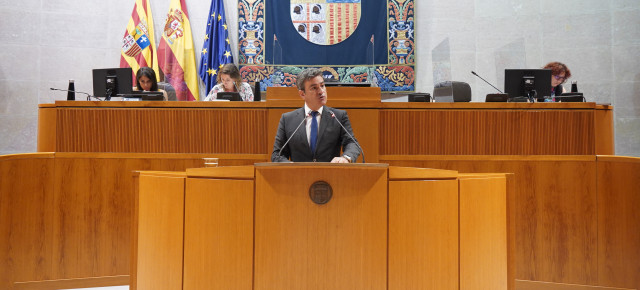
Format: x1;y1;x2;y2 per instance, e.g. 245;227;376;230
299;75;327;111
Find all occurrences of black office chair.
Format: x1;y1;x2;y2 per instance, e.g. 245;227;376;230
433;81;471;102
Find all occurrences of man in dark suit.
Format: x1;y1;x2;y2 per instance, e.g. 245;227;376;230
271;68;360;163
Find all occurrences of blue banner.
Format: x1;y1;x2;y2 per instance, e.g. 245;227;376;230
198;0;234;93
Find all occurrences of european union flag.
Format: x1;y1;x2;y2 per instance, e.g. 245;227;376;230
198;0;234;94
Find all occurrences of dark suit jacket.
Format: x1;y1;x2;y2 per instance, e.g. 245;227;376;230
271;106;361;162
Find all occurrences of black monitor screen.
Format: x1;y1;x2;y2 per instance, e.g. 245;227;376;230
504;69;552;102
217;91;242;101
92;68;133;100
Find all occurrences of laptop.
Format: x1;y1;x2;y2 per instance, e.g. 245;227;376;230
217;92;242;101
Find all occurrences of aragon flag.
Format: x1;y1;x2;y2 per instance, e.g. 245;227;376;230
120;0;159;82
158;0;200;101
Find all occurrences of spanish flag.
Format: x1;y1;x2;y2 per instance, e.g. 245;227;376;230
120;0;159;82
158;0;199;101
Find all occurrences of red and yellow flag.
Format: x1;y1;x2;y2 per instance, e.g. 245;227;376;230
120;0;159;81
158;0;199;101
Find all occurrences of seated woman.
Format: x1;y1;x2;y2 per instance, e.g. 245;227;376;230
543;62;572;97
134;67;168;101
204;63;254;101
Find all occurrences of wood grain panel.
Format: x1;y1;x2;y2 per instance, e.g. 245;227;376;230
56;108;268;153
595;107;614;155
388;179;459;290
515;280;634;290
380;109;596;155
37;107;57;152
255;165;387;290
0;154;55;290
135;174;185;290
51;156;200;278
596;156;640;290
183;178;254;290
381;156;598;286
344;109;378;162
266;87;382;108
13;275;129;290
459;175;508;290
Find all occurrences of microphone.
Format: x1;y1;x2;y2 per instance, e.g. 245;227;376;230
471;71;504;93
50;87;98;101
327;110;365;163
233;81;240;92
276;112;310;161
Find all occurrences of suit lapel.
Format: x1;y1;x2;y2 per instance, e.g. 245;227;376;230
294;108;310;149
317;106;330;145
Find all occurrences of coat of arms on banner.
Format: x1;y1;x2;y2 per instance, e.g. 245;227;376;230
164;9;185;45
290;0;361;45
122;21;151;57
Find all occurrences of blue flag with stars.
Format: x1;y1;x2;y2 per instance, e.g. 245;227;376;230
198;0;233;94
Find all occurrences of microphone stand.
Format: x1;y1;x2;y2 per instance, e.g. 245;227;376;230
471;71;504;93
328;110;365;163
50;88;101;101
275;112;310;161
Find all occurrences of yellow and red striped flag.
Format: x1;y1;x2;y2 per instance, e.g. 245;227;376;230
120;0;159;82
158;0;199;101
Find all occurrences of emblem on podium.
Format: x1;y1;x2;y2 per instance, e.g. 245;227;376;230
309;180;333;205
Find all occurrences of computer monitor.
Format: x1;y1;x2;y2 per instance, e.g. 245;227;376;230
123;91;165;101
217;91;242;101
92;68;133;100
504;69;552;102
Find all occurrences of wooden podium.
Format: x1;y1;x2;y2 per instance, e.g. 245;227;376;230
133;163;510;290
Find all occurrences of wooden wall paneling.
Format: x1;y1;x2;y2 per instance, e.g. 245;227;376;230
135;173;185;290
340;109;378;163
13;275;130;290
254;165;388;290
515;279;635;290
380;156;599;285
130;174;139;290
0;154;55;290
594;107;615;155
596;156;640;290
379;109;595;155
266;87;382;108
51;154;205;279
458;174;508;290
37;105;56;152
52;157;135;278
183;178;254;290
56;108;268;153
388;179;459;290
266;108;291;160
507;173;517;290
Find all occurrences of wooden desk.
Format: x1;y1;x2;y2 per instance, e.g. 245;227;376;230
133;164;509;290
381;155;640;290
38;88;614;161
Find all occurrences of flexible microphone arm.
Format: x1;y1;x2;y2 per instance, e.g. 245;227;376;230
471;71;504;94
276;112;310;161
50;88;100;101
327;110;365;163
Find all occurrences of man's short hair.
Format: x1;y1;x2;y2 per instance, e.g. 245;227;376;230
296;68;323;91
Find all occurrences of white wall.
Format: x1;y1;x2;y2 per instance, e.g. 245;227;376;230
1;0;638;156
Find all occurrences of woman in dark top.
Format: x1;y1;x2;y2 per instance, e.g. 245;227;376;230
134;67;168;100
543;62;572;97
